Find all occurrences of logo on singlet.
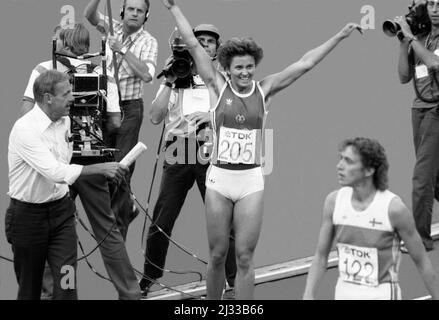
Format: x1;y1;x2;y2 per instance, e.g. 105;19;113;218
235;114;246;124
226;98;233;106
369;218;383;227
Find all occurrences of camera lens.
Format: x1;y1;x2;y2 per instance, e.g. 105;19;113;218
171;58;192;78
382;20;401;37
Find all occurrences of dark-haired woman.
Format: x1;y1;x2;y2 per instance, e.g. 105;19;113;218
162;0;361;299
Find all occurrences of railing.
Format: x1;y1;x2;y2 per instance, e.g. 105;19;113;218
145;222;439;300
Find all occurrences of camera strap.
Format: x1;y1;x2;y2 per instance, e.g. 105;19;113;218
112;32;142;75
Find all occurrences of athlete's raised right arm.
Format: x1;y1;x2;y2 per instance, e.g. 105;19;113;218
389;197;439;300
161;0;224;92
303;190;337;300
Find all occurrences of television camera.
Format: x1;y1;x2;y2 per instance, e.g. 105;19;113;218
52;37;117;162
156;29;194;88
383;0;431;39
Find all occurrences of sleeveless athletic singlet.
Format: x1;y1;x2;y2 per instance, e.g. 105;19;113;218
333;187;402;299
211;80;267;170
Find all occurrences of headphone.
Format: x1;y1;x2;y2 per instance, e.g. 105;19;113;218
120;0;150;24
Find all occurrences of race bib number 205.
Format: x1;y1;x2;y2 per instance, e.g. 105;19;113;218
218;127;257;164
337;243;379;287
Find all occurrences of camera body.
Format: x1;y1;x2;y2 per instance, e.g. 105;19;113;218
69;72;110;161
383;1;431;38
158;36;194;88
52;37;115;162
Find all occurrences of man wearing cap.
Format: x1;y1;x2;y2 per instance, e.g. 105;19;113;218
139;24;237;297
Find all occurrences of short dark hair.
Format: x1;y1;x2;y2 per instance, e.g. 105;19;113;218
339;137;389;191
33;70;70;105
217;37;264;70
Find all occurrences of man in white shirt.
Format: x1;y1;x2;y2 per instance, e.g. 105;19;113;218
20;24;141;300
6;70;127;299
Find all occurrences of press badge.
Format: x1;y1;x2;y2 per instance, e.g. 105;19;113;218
416;65;428;79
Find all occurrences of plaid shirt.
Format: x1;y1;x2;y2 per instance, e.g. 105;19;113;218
98;13;158;101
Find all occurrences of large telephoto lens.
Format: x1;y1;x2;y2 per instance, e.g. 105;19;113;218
383;20;401;37
171;58;192;78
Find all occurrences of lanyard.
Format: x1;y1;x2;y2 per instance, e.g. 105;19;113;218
112;31;143;74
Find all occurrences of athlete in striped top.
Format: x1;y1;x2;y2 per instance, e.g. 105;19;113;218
162;0;362;299
303;138;439;300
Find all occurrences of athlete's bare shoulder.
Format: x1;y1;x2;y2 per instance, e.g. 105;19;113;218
323;189;339;218
388;195;411;229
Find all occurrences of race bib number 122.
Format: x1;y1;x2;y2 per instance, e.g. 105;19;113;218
337;243;379;287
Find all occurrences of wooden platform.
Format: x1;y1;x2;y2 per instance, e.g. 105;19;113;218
145;222;439;300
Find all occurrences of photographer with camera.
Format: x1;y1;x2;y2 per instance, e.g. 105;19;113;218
393;0;439;252
138;24;237;298
21;24;141;300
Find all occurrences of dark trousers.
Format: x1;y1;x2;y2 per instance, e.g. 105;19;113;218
411;107;439;250
113;99;144;183
144;139;237;287
5;195;78;300
108;99;144;239
69;175;140;299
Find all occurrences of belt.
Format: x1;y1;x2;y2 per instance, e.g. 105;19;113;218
10;193;70;208
120;98;143;106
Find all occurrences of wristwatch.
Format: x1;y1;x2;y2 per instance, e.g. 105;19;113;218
119;47;128;55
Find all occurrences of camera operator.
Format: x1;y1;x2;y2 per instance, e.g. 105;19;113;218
396;0;439;252
85;0;158;239
20;24;141;300
139;24;237;297
7;69;128;299
21;25;71;116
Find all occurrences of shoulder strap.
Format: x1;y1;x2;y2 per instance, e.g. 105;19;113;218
56;56;76;75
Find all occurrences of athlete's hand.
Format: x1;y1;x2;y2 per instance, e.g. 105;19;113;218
162;0;176;9
338;23;363;39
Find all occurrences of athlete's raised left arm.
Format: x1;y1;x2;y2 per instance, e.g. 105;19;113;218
260;23;362;101
389;197;439;300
